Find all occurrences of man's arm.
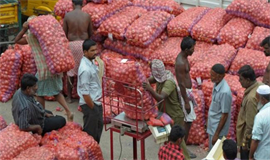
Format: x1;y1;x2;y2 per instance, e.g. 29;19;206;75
83;95;94;109
88;16;93;38
78;71;95;108
63;16;68;38
143;82;168;102
263;64;270;86
14;22;28;45
21;125;43;135
249;139;260;159
175;62;190;113
148;76;156;84
212;113;228;144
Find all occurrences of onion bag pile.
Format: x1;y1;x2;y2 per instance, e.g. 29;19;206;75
191;8;232;43
83;0;112;4
98;6;147;40
217;18;255;48
187;89;207;145
190;44;236;79
0;116;7;131
0;124;39;160
102;97;123;124
41;122;104;160
82;0;131;27
103;33;167;61
125;11;173;48
13;146;56;160
226;96;237;141
229;48;269;76
14;44;37;77
167;7;210;37
28;15;75;74
132;0;184;16
54;0;73;18
0;47;22;102
188;41;214;67
102;50;157;120
92;28;106;42
226;0;270;28
246;26;270;51
151;37;182;65
236;88;245;107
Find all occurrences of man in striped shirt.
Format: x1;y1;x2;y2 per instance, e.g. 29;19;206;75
12;74;66;135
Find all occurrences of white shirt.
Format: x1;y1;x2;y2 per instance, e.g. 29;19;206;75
252;102;270;160
77;57;102;106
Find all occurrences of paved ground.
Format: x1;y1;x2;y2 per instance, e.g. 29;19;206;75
0;98;208;160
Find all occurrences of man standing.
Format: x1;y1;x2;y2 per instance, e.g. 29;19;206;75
12;74;66;135
63;0;93;103
236;65;262;159
158;125;186;160
77;39;103;143
207;64;232;150
261;36;270;86
175;36;197;158
143;59;190;160
249;85;270;160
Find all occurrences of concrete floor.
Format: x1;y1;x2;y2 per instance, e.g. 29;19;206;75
0;98;208;160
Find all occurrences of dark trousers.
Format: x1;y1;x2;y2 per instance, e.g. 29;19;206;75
42;110;66;135
81;103;103;144
240;147;250;160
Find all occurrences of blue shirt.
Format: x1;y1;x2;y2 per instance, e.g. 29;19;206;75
207;79;232;136
252;102;270;160
77;57;102;106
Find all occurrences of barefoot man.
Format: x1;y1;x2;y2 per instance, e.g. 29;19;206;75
63;0;93;103
175;37;197;159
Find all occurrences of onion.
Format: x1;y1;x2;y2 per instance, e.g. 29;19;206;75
0;116;7;131
246;26;270;51
13;146;56;160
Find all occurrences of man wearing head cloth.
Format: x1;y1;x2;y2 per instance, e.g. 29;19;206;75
143;59;190;160
207;64;232;150
249;85;270;160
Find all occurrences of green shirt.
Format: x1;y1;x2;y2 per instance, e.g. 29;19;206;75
156;80;184;121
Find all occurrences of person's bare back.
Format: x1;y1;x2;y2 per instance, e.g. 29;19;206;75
63;8;93;41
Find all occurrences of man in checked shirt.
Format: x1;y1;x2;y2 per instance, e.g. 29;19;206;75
158;125;186;160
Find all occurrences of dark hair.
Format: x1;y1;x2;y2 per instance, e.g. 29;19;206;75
212;63;225;75
82;39;96;52
168;125;185;142
222;139;237;159
72;0;83;6
181;36;196;51
21;74;38;91
260;36;270;47
238;65;256;81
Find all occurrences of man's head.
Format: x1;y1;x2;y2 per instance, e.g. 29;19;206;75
151;59;167;83
222;139;237;160
181;37;196;56
260;36;270;56
83;39;97;60
256;85;270;110
210;64;225;84
72;0;83;6
21;74;38;96
169;125;186;145
238;65;256;89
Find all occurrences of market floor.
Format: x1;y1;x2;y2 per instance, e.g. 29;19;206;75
0;99;208;160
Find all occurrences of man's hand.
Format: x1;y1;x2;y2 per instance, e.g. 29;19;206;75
242;144;249;151
36;126;43;135
23;22;29;30
212;133;219;145
185;102;191;114
142;82;152;91
45;113;53;118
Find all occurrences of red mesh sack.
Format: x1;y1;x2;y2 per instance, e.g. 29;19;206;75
226;96;237;141
229;48;270;76
151;37;182;65
226;0;270;28
125;11;173;48
190;44;236;79
92;28;106;42
191;8;232;43
236;88;245;107
160;113;174;126
102;96;124;124
246;26;270;51
0;47;22;102
13;146;56;160
168;7;210;37
0;115;7;131
217;17;255;48
147;117;164;126
82;0;131;27
132;0;184;16
28;15;75;74
187;89;207;145
103;32;167;61
98;6;147;40
188;41;214;67
0;124;39;160
54;0;73;18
